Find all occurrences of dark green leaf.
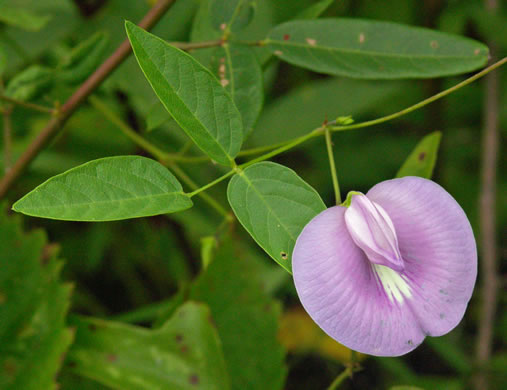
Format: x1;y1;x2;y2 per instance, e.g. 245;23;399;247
266;19;489;79
0;6;51;31
57;32;109;84
209;0;256;32
13;156;193;222
68;302;230;390
126;21;243;165
0;208;73;390
227;162;326;272
5;65;53;102
189;238;287;390
396;131;441;179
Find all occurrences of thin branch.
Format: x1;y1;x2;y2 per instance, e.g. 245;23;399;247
475;1;500;389
0;95;55;114
329;57;507;133
170;40;223;51
89;96;170;162
90;95;231;219
325;127;341;204
0;0;177;198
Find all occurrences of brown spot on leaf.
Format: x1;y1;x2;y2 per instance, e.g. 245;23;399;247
88;324;97;332
306;38;317;46
180;345;189;354
430;40;439;49
274;50;283;56
106;354;117;362
175;334;183;343
220;79;230;87
220;23;226;31
283;34;290;41
189;374;199;385
474;48;480;55
418;152;426;161
359;33;365;43
0;292;6;304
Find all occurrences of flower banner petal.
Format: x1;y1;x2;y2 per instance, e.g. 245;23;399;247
367;177;477;337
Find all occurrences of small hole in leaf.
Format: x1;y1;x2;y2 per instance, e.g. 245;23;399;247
280;252;288;260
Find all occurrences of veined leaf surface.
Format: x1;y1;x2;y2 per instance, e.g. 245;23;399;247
266;19;489;79
126;21;243;165
13;156;193;221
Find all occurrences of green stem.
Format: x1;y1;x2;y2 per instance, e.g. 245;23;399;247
167;162;230;218
0;95;55;114
188;170;236;198
90;95;230;218
327;367;354;390
239;127;324;169
325;127;341;204
171;40;223;51
89;95;170;162
329;57;507;133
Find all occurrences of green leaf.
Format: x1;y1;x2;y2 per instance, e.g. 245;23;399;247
5;65;53;102
294;0;334;20
227;162;326;272
209;0;256;32
211;43;263;136
396;131;441;179
57;32;109;84
13;156;193;222
125;21;243;165
0;6;51;31
266;19;489;79
68;302;230;390
189;238;287;390
0;208;73;390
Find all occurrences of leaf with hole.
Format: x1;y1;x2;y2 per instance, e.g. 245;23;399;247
67;302;230;390
13;156;193;222
266;19;489;79
227;162;326;272
126;21;243;165
396;131;441;179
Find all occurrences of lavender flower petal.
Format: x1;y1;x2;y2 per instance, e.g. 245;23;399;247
367;176;477;337
292;177;477;356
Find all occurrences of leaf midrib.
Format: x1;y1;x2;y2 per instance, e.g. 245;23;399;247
17;190;189;211
131;29;233;162
266;38;484;61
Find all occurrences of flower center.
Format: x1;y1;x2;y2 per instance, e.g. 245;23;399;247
344;193;404;272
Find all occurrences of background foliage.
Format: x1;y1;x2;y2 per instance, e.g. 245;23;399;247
0;0;505;389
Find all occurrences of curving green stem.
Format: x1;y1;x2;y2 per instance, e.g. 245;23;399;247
325;127;341;204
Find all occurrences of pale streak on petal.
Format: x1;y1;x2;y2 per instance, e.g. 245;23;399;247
373;264;412;304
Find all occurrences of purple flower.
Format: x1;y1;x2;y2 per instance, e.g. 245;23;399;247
292;176;477;356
